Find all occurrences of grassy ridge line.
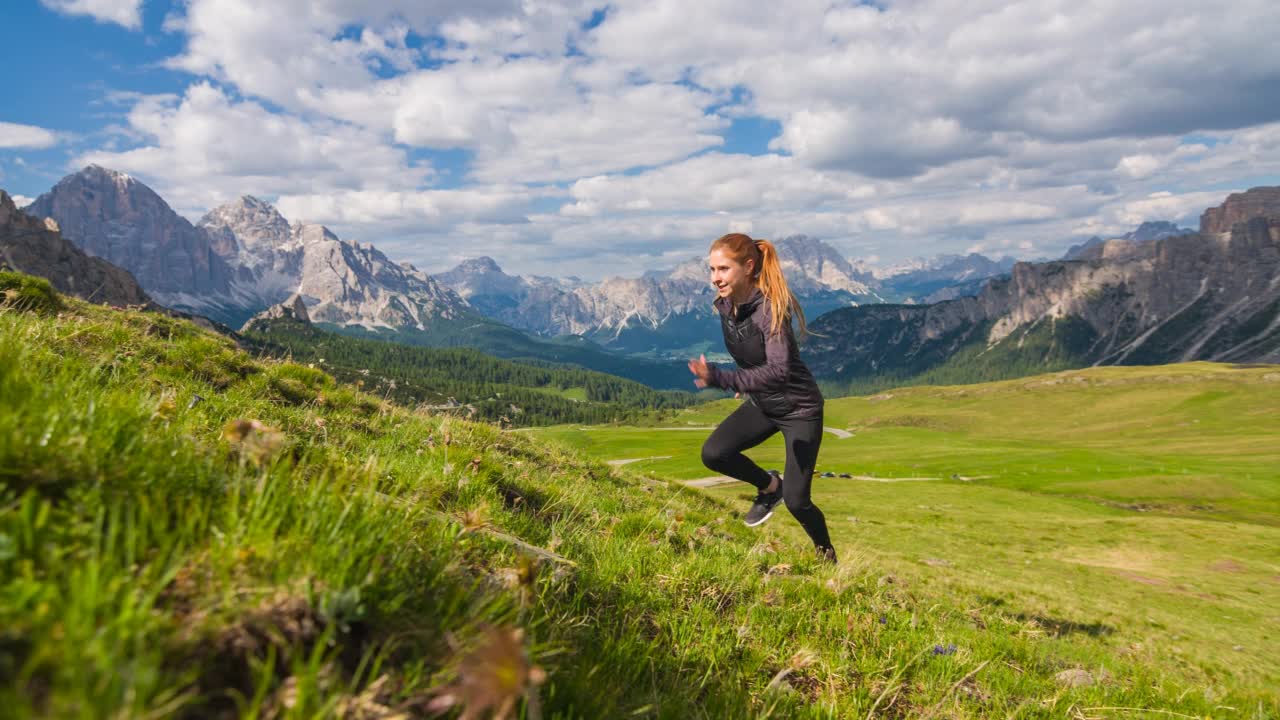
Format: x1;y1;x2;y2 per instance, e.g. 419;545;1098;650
0;287;1267;717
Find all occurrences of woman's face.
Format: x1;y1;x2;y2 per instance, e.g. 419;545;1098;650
708;248;754;299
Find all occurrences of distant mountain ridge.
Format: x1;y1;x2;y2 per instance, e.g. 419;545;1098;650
806;187;1280;389
431;235;1022;357
1062;221;1195;261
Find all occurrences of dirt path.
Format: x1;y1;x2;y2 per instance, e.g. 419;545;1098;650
606;455;673;467
679;473;936;487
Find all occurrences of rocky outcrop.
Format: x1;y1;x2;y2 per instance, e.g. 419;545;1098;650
1200;187;1280;235
25;166;239;314
807;188;1280;380
241;293;310;331
0;189;150;307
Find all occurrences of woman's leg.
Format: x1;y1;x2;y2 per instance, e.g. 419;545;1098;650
777;413;834;553
700;400;778;490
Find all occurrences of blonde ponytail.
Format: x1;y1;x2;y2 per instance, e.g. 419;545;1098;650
753;239;810;340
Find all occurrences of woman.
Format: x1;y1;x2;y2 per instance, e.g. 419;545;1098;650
687;233;836;564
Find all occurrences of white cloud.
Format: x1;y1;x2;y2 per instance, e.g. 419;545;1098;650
11;195;36;207
42;0;1280;276
78;83;429;214
0;122;62;149
1117;154;1161;179
564;153;875;216
1113;190;1230;229
40;0;142;29
274;186;538;233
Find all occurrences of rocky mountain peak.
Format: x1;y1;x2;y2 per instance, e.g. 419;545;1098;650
457;256;504;274
199;195;294;256
25;166;237;305
1200;186;1280;235
774;234;874;293
1128;220;1191;242
291;222;340;245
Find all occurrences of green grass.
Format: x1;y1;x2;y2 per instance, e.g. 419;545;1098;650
530;364;1280;706
1;288;1276;718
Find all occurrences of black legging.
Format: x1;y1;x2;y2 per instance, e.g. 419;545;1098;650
700;400;833;551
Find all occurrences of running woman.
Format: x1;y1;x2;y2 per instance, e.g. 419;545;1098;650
687;233;837;564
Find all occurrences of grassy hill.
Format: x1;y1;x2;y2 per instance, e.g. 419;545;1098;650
1;275;1275;718
241;316;704;427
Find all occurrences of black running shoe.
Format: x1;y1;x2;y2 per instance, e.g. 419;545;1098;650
815;545;838;565
744;471;783;527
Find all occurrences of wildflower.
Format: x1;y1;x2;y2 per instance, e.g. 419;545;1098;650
222;418;284;466
426;626;546;720
461;507;489;533
932;643;957;656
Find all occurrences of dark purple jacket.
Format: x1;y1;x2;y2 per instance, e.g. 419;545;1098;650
707;287;823;419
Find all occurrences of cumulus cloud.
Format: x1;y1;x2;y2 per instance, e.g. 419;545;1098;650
78;83;430;213
41;0;1280;276
40;0;142;29
0;122;62;149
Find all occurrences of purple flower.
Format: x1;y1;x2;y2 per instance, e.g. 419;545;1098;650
932;643;957;656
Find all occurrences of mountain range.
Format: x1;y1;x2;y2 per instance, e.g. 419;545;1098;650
10;165;1278;393
805;188;1280;389
430;238;1023;358
20;165;1021;361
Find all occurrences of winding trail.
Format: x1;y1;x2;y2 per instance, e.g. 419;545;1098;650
606;455;672;467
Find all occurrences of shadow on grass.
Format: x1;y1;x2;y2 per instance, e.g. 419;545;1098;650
1013;612;1115;637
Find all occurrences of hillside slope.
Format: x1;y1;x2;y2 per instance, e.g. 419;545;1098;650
0;280;1272;718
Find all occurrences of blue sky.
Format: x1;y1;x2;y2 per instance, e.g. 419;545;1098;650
3;0;1279;279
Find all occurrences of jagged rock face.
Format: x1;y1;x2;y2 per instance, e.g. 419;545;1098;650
25;166;237;306
808;189;1280;380
0;189;150;307
295;232;472;329
199;197;306;305
1201;187;1280;235
773;235;876;295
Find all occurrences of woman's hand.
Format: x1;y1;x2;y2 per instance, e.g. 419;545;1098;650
687;353;713;388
